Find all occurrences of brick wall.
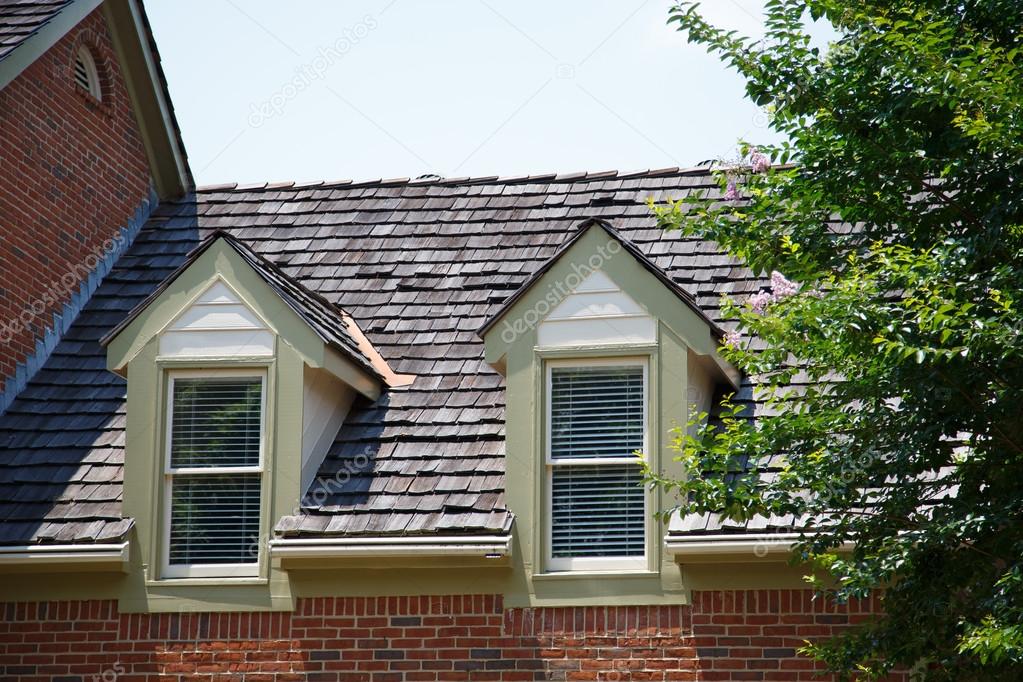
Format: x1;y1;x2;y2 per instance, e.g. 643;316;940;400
0;591;904;681
0;7;153;390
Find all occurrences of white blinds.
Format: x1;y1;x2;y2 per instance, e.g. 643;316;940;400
549;365;646;561
167;376;262;569
170;378;262;468
551;464;645;558
169;474;261;565
550;366;645;460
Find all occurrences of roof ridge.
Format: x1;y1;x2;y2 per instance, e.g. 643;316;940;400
193;165;720;194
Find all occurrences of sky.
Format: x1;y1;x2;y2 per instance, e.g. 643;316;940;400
147;0;803;187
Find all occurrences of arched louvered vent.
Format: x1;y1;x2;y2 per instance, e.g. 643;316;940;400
74;45;102;101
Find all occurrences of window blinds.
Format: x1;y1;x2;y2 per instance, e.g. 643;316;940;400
170;379;262;468
167;377;262;567
549;365;646;560
550;366;645;460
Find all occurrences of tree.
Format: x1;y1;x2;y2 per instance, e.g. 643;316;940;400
646;1;1023;678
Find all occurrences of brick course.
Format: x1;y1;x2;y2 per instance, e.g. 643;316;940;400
0;591;904;681
0;7;152;390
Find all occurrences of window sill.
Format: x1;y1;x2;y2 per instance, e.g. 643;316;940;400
532;569;659;582
146;577;268;588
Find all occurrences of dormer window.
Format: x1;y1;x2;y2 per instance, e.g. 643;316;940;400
73;45;102;101
480;219;740;584
546;360;648;571
164;371;265;578
102;232;398;592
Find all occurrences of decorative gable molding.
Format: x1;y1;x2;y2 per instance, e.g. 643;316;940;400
159;279;275;358
538;270;656;347
102;231;387;398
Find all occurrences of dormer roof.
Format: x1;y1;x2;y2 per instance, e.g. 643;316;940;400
478;218;723;340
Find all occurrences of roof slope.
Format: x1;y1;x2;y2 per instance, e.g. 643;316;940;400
0;168;781;545
0;0;72;62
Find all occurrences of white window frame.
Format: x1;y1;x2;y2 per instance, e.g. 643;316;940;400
162;368;266;579
545;357;650;572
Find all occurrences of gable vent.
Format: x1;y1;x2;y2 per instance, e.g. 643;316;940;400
73;45;102;101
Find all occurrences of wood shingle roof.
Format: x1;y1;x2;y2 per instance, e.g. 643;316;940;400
0;167;785;545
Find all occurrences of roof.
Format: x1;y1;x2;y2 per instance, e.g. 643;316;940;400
0;167;782;546
101;230;382;381
0;0;72;63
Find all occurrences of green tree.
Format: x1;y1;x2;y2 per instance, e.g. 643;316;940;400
647;1;1023;678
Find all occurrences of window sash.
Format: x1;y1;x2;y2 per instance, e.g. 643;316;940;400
545;359;649;572
163;370;265;579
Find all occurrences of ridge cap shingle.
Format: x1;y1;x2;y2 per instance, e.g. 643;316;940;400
192;164;724;195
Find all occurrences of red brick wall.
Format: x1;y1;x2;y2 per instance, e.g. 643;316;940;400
0;7;153;390
0;592;904;681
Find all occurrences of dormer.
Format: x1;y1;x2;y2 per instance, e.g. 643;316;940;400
479;219;737;598
101;232;405;598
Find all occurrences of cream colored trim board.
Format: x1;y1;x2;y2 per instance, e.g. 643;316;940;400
103;0;190;197
0;541;130;566
269;535;513;559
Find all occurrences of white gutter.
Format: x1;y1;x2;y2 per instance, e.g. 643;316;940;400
665;533;853;559
0;541;130;565
270;535;512;559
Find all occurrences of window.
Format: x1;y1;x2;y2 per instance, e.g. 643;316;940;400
163;371;264;578
73;45;102;101
546;360;648;571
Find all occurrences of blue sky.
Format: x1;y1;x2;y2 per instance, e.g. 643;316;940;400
148;1;797;186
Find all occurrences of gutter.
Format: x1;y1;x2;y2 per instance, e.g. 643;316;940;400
0;541;130;566
665;533;854;560
269;535;513;559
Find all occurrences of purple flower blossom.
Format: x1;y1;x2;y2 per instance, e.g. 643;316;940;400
749;291;772;314
750;150;771;173
723;179;741;201
748;272;799;314
723;329;742;348
770;271;798;299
